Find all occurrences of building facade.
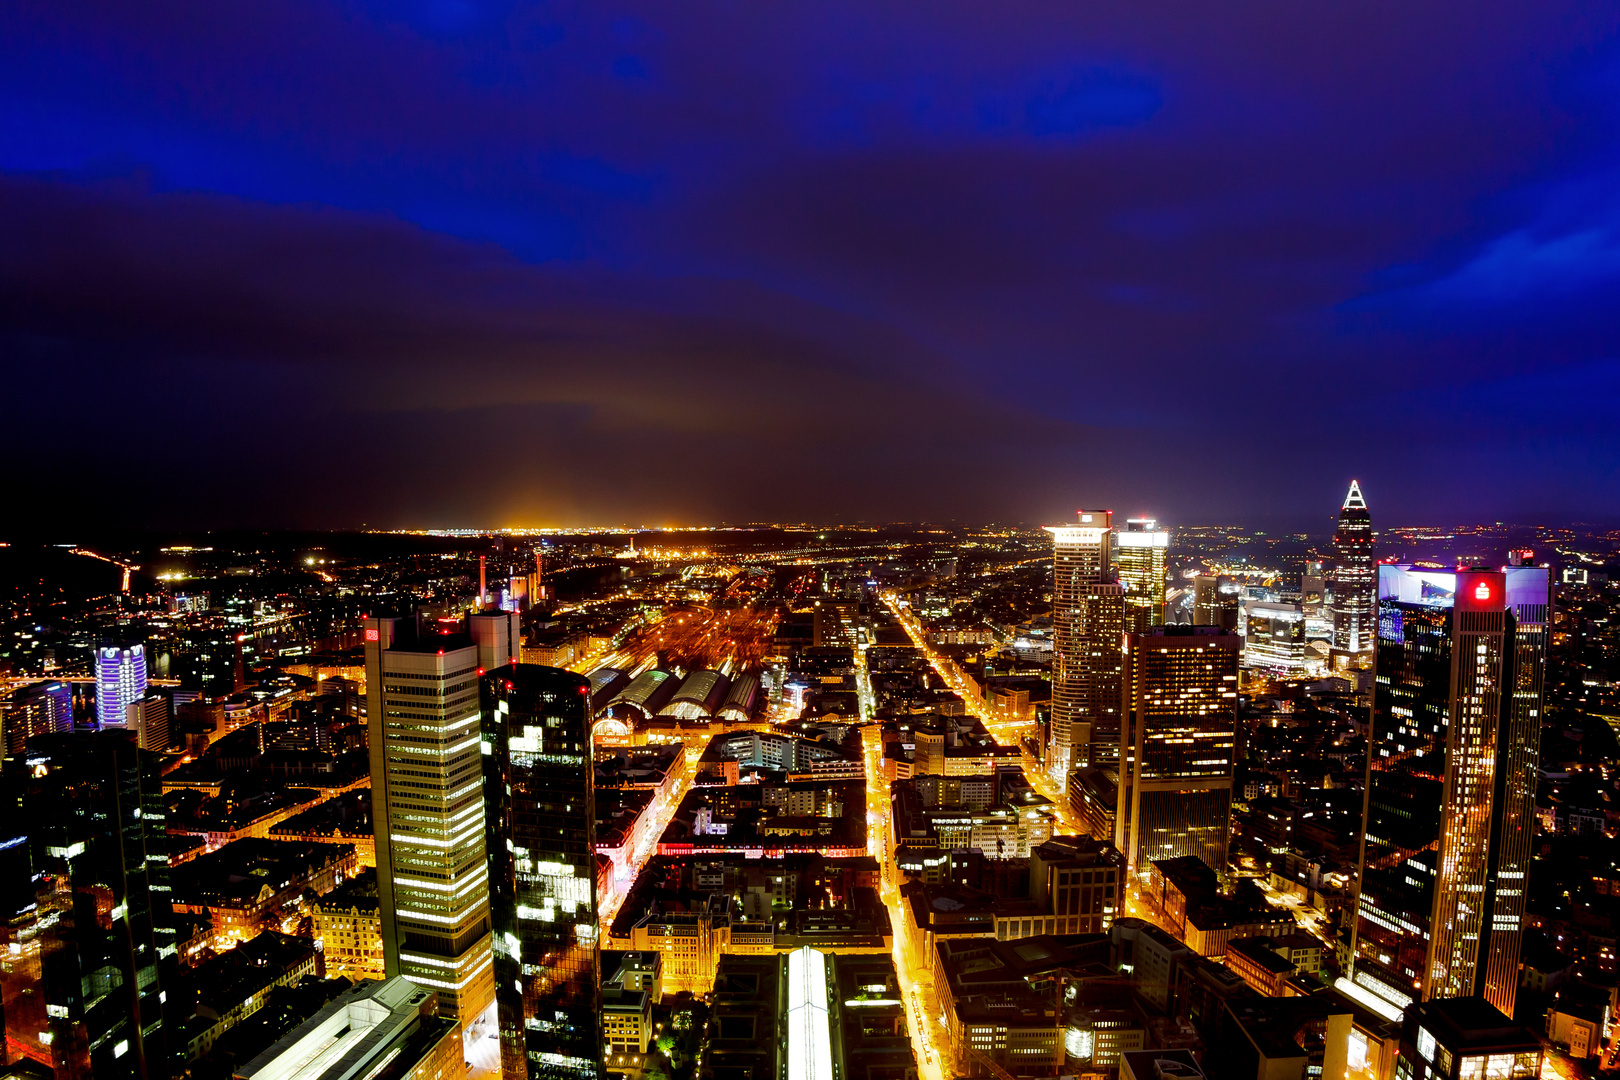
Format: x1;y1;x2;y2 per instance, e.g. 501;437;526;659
125;692;170;752
1116;518;1170;634
1192;576;1241;632
0;732;169;1080
1393;998;1541;1080
365;613;516;1031
1346;565;1548;1020
313;867;384;982
1029;836;1124;935
1116;626;1240;883
1;679;72;755
1243;602;1308;673
95;643;147;731
1045;512;1125;779
481;664;603;1080
1331;481;1376;655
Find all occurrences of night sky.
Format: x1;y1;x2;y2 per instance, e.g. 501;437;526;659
4;2;1620;532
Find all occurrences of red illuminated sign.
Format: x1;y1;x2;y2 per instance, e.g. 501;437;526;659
1474;581;1491;601
365;629;379;641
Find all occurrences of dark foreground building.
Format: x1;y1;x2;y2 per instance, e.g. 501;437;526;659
0;732;170;1080
482;664;603;1079
1394;997;1541;1080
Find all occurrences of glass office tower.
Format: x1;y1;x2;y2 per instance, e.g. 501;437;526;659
1331;481;1376;655
1116;626;1240;882
365;615;503;1032
1115;518;1170;634
0;732;169;1080
482;664;603;1080
1346;565;1548;1019
1045;512;1125;778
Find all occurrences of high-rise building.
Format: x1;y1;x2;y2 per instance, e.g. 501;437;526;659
1331;481;1376;655
1191;575;1241;632
1344;565;1548;1020
0;732;170;1080
95;643;147;731
481;664;603;1080
1242;602;1308;673
1300;561;1326;615
1115;518;1170;634
812;596;860;648
124;692;170;752
365;611;517;1033
1;679;73;755
1115;626;1240;883
1045;512;1125;778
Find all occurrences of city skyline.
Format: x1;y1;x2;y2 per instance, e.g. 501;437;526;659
2;4;1618;1079
0;487;1608;1080
3;490;1615;549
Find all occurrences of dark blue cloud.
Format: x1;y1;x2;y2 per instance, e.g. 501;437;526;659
1;0;1619;531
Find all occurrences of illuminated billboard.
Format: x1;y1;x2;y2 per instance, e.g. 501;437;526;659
1377;564;1549;615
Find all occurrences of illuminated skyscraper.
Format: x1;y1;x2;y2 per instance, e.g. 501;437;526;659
1115;518;1169;634
1115;626;1239;882
0;732;170;1080
481;665;603;1080
1045;512;1125;778
95;642;147;730
365;611;517;1033
1344;565;1547;1020
1331;480;1375;654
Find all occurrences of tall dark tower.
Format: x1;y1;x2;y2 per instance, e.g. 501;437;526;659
1331;480;1375;654
481;665;603;1080
1345;565;1548;1020
0;732;170;1080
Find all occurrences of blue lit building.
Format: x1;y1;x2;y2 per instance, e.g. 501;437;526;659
95;643;148;731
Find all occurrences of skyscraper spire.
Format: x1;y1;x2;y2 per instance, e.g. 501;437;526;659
1331;481;1375;655
1342;479;1366;511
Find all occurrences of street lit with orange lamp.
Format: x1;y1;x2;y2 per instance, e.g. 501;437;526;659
856;639;949;1080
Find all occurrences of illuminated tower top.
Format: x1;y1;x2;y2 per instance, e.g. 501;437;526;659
1116;517;1169;633
1044;510;1114;579
1332;480;1375;654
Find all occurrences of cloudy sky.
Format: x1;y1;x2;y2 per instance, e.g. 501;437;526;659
4;1;1620;531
